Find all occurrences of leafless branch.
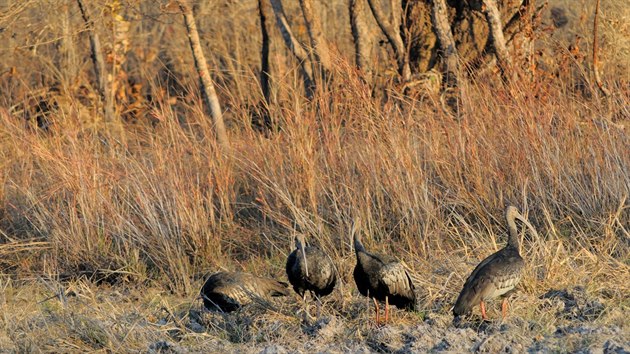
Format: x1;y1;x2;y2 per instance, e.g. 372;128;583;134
366;0;410;81
176;0;229;148
268;0;315;98
77;0;114;121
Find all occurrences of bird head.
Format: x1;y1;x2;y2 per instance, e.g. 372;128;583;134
505;205;519;218
505;205;540;244
294;233;307;250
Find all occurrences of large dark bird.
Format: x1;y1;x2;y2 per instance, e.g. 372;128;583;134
353;229;416;324
286;234;337;319
200;271;290;312
453;206;539;320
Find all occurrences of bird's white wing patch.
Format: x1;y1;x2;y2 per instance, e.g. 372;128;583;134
379;262;414;295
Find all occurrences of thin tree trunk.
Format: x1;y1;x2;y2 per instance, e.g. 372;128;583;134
474;2;546;77
366;0;410;81
481;0;513;83
110;0;130;112
592;0;609;97
61;1;78;81
431;0;463;115
299;0;332;73
259;0;272;104
269;0;315;98
430;0;461;89
390;0;402;30
177;0;229;148
349;0;371;73
77;0;114;122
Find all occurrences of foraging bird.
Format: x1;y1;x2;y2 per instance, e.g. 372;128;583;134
353;229;416;324
200;271;290;312
286;234;337;319
453;206;539;320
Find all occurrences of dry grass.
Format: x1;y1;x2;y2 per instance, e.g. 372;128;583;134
0;0;629;352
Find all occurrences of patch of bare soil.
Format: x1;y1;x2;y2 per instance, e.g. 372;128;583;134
164;286;627;353
2;283;627;353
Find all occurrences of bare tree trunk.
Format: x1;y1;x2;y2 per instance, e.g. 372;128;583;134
269;0;315;98
299;0;332;74
481;0;513;83
256;0;274;133
349;0;371;74
259;0;272;104
77;0;114;122
177;0;229;149
390;0;402;32
473;1;546;77
592;0;609;97
61;1;79;81
430;0;463;116
430;0;461;89
366;0;410;81
110;0;130;114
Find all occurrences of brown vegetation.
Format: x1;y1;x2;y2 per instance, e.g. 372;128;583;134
0;0;628;352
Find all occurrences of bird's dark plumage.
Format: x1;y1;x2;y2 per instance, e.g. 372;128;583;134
286;234;336;299
453;206;539;319
353;231;416;311
201;271;289;312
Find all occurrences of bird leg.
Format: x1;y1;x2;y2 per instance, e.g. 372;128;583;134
302;292;310;324
315;294;322;319
480;300;488;320
366;290;370;323
373;298;381;324
501;298;508;319
385;296;389;324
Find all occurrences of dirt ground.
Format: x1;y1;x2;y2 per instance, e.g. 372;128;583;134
1;279;628;353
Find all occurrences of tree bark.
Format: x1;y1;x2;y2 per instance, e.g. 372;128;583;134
258;0;272;104
61;1;79;81
77;0;114;122
269;0;315;98
402;0;437;74
177;0;229;148
401;0;524;78
481;0;513;83
472;2;546;77
366;0;410;81
349;0;372;74
299;0;332;73
430;0;461;89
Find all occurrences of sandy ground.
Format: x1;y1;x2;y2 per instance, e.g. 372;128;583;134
1;280;628;353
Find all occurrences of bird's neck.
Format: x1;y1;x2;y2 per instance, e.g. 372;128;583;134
354;237;366;254
506;215;520;249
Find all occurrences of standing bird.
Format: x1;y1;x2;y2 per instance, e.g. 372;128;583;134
285;234;337;319
200;271;290;312
353;229;416;324
453;205;539;320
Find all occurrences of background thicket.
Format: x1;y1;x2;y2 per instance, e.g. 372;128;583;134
0;0;628;351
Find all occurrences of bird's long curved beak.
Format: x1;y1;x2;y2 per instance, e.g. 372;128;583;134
517;214;540;240
301;246;309;277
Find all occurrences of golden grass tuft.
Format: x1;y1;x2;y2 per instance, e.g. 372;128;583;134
0;0;628;351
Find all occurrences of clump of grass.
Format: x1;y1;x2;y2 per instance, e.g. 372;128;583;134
0;0;628;351
1;55;628;295
1;69;628;348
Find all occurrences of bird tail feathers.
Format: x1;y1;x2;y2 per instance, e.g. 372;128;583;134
261;279;290;297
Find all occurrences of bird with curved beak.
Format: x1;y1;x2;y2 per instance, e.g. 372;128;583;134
352;219;416;325
286;233;337;322
453;205;539;320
